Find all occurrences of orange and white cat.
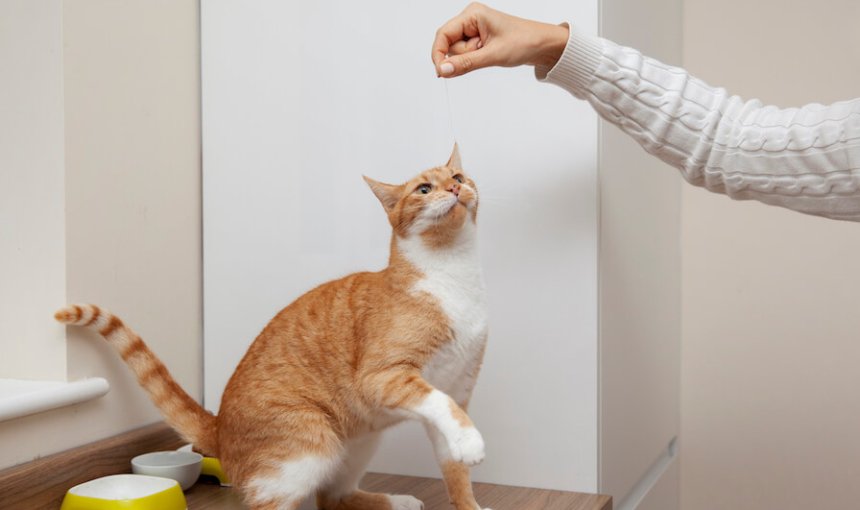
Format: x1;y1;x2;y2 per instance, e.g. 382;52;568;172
55;145;490;510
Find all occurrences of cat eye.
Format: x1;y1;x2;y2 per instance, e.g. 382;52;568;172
416;184;432;194
453;174;464;183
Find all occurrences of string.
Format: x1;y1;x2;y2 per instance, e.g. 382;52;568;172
443;79;458;144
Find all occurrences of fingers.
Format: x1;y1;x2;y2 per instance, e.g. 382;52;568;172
432;14;476;69
449;36;483;56
439;48;495;78
431;26;455;69
432;6;485;75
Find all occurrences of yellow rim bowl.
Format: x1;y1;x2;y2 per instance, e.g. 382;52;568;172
61;474;186;510
201;456;231;486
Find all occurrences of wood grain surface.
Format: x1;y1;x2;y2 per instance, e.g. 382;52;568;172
186;473;612;510
0;421;611;510
0;422;184;510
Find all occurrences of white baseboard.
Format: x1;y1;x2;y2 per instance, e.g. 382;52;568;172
616;437;678;510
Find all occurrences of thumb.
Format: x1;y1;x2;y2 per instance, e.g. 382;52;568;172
438;48;496;78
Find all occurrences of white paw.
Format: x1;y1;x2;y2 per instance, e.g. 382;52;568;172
448;427;485;466
388;494;424;510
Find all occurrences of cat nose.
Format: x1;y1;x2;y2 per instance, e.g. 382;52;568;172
447;183;460;196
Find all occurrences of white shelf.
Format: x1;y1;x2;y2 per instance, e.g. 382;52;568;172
0;377;110;422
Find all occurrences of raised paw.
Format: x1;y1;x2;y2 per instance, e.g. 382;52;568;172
448;427;485;466
388;494;424;510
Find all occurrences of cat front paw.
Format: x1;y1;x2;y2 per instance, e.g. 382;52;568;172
388;494;424;510
449;427;485;466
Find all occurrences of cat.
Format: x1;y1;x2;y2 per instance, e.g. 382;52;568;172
55;145;491;510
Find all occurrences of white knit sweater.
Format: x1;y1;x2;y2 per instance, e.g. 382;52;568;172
539;29;860;221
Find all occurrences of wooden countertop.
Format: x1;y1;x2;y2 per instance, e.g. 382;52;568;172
185;472;612;510
0;423;611;510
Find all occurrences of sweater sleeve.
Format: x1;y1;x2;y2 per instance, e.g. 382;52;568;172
537;28;860;221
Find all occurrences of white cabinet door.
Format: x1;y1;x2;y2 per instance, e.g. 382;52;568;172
202;0;598;492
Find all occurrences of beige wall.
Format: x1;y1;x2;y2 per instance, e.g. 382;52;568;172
0;0;67;381
681;1;860;509
599;0;681;508
0;0;201;470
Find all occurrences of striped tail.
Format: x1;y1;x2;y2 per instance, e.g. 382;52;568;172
55;304;218;457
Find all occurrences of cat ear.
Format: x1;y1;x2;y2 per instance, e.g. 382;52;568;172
363;176;400;211
446;142;462;169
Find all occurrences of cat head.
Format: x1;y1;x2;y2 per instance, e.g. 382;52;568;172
364;144;478;246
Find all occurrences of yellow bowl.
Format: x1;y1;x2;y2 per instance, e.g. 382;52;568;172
201;456;231;486
176;444;231;486
61;474;186;510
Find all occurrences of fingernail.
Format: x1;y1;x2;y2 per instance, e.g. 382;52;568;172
440;62;454;76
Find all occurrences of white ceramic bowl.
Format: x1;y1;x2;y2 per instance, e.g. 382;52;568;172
131;450;203;490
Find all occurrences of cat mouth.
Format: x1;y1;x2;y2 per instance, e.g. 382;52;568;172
437;195;471;218
446;200;466;214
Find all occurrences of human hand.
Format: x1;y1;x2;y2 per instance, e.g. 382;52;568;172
432;2;569;78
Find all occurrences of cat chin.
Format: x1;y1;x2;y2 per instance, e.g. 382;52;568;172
443;206;470;229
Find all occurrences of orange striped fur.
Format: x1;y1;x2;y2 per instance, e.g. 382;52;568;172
56;146;489;510
54;304;219;456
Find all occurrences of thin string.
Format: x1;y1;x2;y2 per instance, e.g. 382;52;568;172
443;79;458;144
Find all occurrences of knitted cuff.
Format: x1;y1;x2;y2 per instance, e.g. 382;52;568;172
536;25;604;99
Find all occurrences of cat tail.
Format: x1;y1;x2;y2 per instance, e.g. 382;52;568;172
55;304;219;457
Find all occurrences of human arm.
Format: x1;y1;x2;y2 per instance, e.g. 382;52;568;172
433;4;860;221
540;28;860;221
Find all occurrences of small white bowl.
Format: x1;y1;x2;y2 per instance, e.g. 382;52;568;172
131;450;203;490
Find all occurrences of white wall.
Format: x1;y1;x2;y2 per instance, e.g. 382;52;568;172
681;1;860;509
203;0;599;493
0;0;202;471
0;0;67;381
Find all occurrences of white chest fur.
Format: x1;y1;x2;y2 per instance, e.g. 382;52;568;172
397;221;488;403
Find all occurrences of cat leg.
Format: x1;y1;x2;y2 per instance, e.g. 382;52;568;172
424;424;491;510
366;370;485;466
317;432;424;510
238;411;343;510
244;453;342;509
